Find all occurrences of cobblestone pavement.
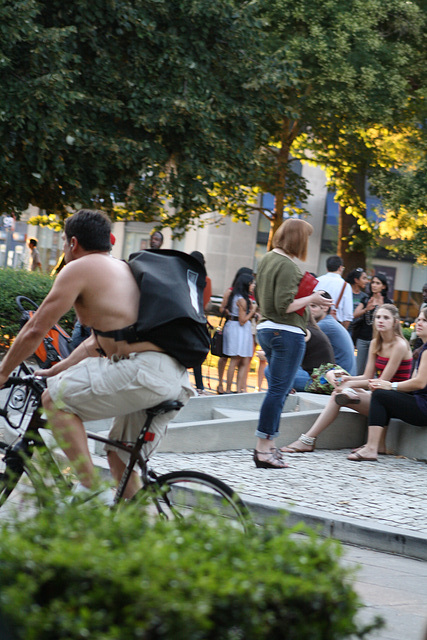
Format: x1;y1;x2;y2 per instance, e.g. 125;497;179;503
149;448;427;535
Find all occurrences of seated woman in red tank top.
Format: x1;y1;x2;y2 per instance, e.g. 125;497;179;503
281;304;412;456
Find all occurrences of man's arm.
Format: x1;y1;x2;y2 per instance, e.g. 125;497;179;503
340;283;353;328
0;264;84;384
37;334;99;378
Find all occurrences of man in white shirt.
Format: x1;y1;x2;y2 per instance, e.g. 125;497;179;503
315;255;353;329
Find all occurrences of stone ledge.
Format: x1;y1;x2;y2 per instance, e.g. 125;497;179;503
159;391;367;453
386;419;427;462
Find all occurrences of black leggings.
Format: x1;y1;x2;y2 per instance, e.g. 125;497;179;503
369;389;427;428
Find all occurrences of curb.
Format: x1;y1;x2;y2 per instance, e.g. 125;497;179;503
90;452;427;561
243;494;427;561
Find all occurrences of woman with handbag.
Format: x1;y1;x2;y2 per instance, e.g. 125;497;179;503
253;218;333;469
216;267;253;394
281;304;412;456
222;272;257;393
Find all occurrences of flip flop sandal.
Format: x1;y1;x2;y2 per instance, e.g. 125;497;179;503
335;392;361;406
351;446;386;455
280;444;314;453
347;451;378;462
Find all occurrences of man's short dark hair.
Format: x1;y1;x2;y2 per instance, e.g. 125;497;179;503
65;210;111;252
150;229;164;240
28;237;38;247
326;255;343;272
190;250;205;267
320;290;332;314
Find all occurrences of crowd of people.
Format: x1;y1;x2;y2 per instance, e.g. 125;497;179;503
199;221;427;469
6;214;425;486
210;253;396;399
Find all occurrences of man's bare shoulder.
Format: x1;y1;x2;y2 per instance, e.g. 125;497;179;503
57;254;130;281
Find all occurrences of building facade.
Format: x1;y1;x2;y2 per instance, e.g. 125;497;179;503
1;163;426;319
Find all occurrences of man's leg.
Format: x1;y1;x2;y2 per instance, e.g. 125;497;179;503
107;451;141;499
42;390;95;488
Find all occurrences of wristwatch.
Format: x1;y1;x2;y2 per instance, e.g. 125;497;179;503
391;382;398;390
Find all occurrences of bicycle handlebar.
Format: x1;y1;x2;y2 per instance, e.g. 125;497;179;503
3;375;46;393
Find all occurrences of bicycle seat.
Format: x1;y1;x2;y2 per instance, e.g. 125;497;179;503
146;400;184;416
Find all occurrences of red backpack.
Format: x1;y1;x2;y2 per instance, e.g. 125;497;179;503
16;296;72;368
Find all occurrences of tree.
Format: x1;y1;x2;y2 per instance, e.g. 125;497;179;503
0;0;269;230
369;130;427;264
252;0;424;250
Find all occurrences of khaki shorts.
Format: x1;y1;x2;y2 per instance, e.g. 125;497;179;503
47;351;195;460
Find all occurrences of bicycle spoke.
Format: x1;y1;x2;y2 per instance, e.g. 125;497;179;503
136;470;251;532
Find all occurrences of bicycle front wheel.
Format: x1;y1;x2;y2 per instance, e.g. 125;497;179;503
0;441;28;507
146;470;251;532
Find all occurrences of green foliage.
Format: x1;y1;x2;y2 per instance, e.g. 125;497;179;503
401;324;413;341
1;0;425;247
0;500;382;640
0;0;269;230
255;0;425;242
0;269;74;348
369;140;427;264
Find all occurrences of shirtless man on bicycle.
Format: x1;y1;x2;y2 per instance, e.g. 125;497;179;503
0;210;194;501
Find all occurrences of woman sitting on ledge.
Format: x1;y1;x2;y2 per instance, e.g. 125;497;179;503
348;307;427;461
281;304;412;456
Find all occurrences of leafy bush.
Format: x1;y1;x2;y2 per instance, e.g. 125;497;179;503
0;268;75;349
0;500;382;640
401;325;412;342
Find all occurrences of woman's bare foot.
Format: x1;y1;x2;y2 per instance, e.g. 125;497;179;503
347;445;378;462
351;445;386;455
253;449;288;469
280;435;315;453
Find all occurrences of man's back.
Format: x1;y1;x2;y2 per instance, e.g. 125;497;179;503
318;314;356;375
315;272;353;325
46;254;144;358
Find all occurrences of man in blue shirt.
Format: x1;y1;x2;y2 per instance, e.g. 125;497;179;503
310;292;356;375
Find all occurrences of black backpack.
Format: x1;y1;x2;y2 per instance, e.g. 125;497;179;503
95;249;210;368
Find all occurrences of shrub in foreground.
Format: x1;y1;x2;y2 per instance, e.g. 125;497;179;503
0;500;383;640
0;268;75;348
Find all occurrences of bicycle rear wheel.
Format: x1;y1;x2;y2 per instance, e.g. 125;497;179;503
144;470;251;532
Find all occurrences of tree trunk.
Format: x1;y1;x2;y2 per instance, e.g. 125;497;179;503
337;172;366;272
266;119;297;251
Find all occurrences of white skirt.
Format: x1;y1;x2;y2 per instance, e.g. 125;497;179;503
222;320;254;357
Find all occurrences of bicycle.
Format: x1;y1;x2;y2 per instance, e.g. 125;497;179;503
0;362;251;529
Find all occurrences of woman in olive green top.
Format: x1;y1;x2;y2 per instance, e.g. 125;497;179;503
254;219;333;468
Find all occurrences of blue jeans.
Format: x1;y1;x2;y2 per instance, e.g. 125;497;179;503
291;367;311;392
356;338;371;375
267;365;309;392
256;328;305;439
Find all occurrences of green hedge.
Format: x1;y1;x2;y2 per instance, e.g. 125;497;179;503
0;500;382;640
0;268;75;349
401;325;412;342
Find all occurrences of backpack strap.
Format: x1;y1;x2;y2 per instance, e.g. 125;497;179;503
335;281;347;310
93;324;140;343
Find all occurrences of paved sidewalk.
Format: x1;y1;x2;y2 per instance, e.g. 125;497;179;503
148;446;427;559
341;544;427;640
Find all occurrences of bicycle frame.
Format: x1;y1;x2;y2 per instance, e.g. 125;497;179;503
1;367;251;529
0;366;182;505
